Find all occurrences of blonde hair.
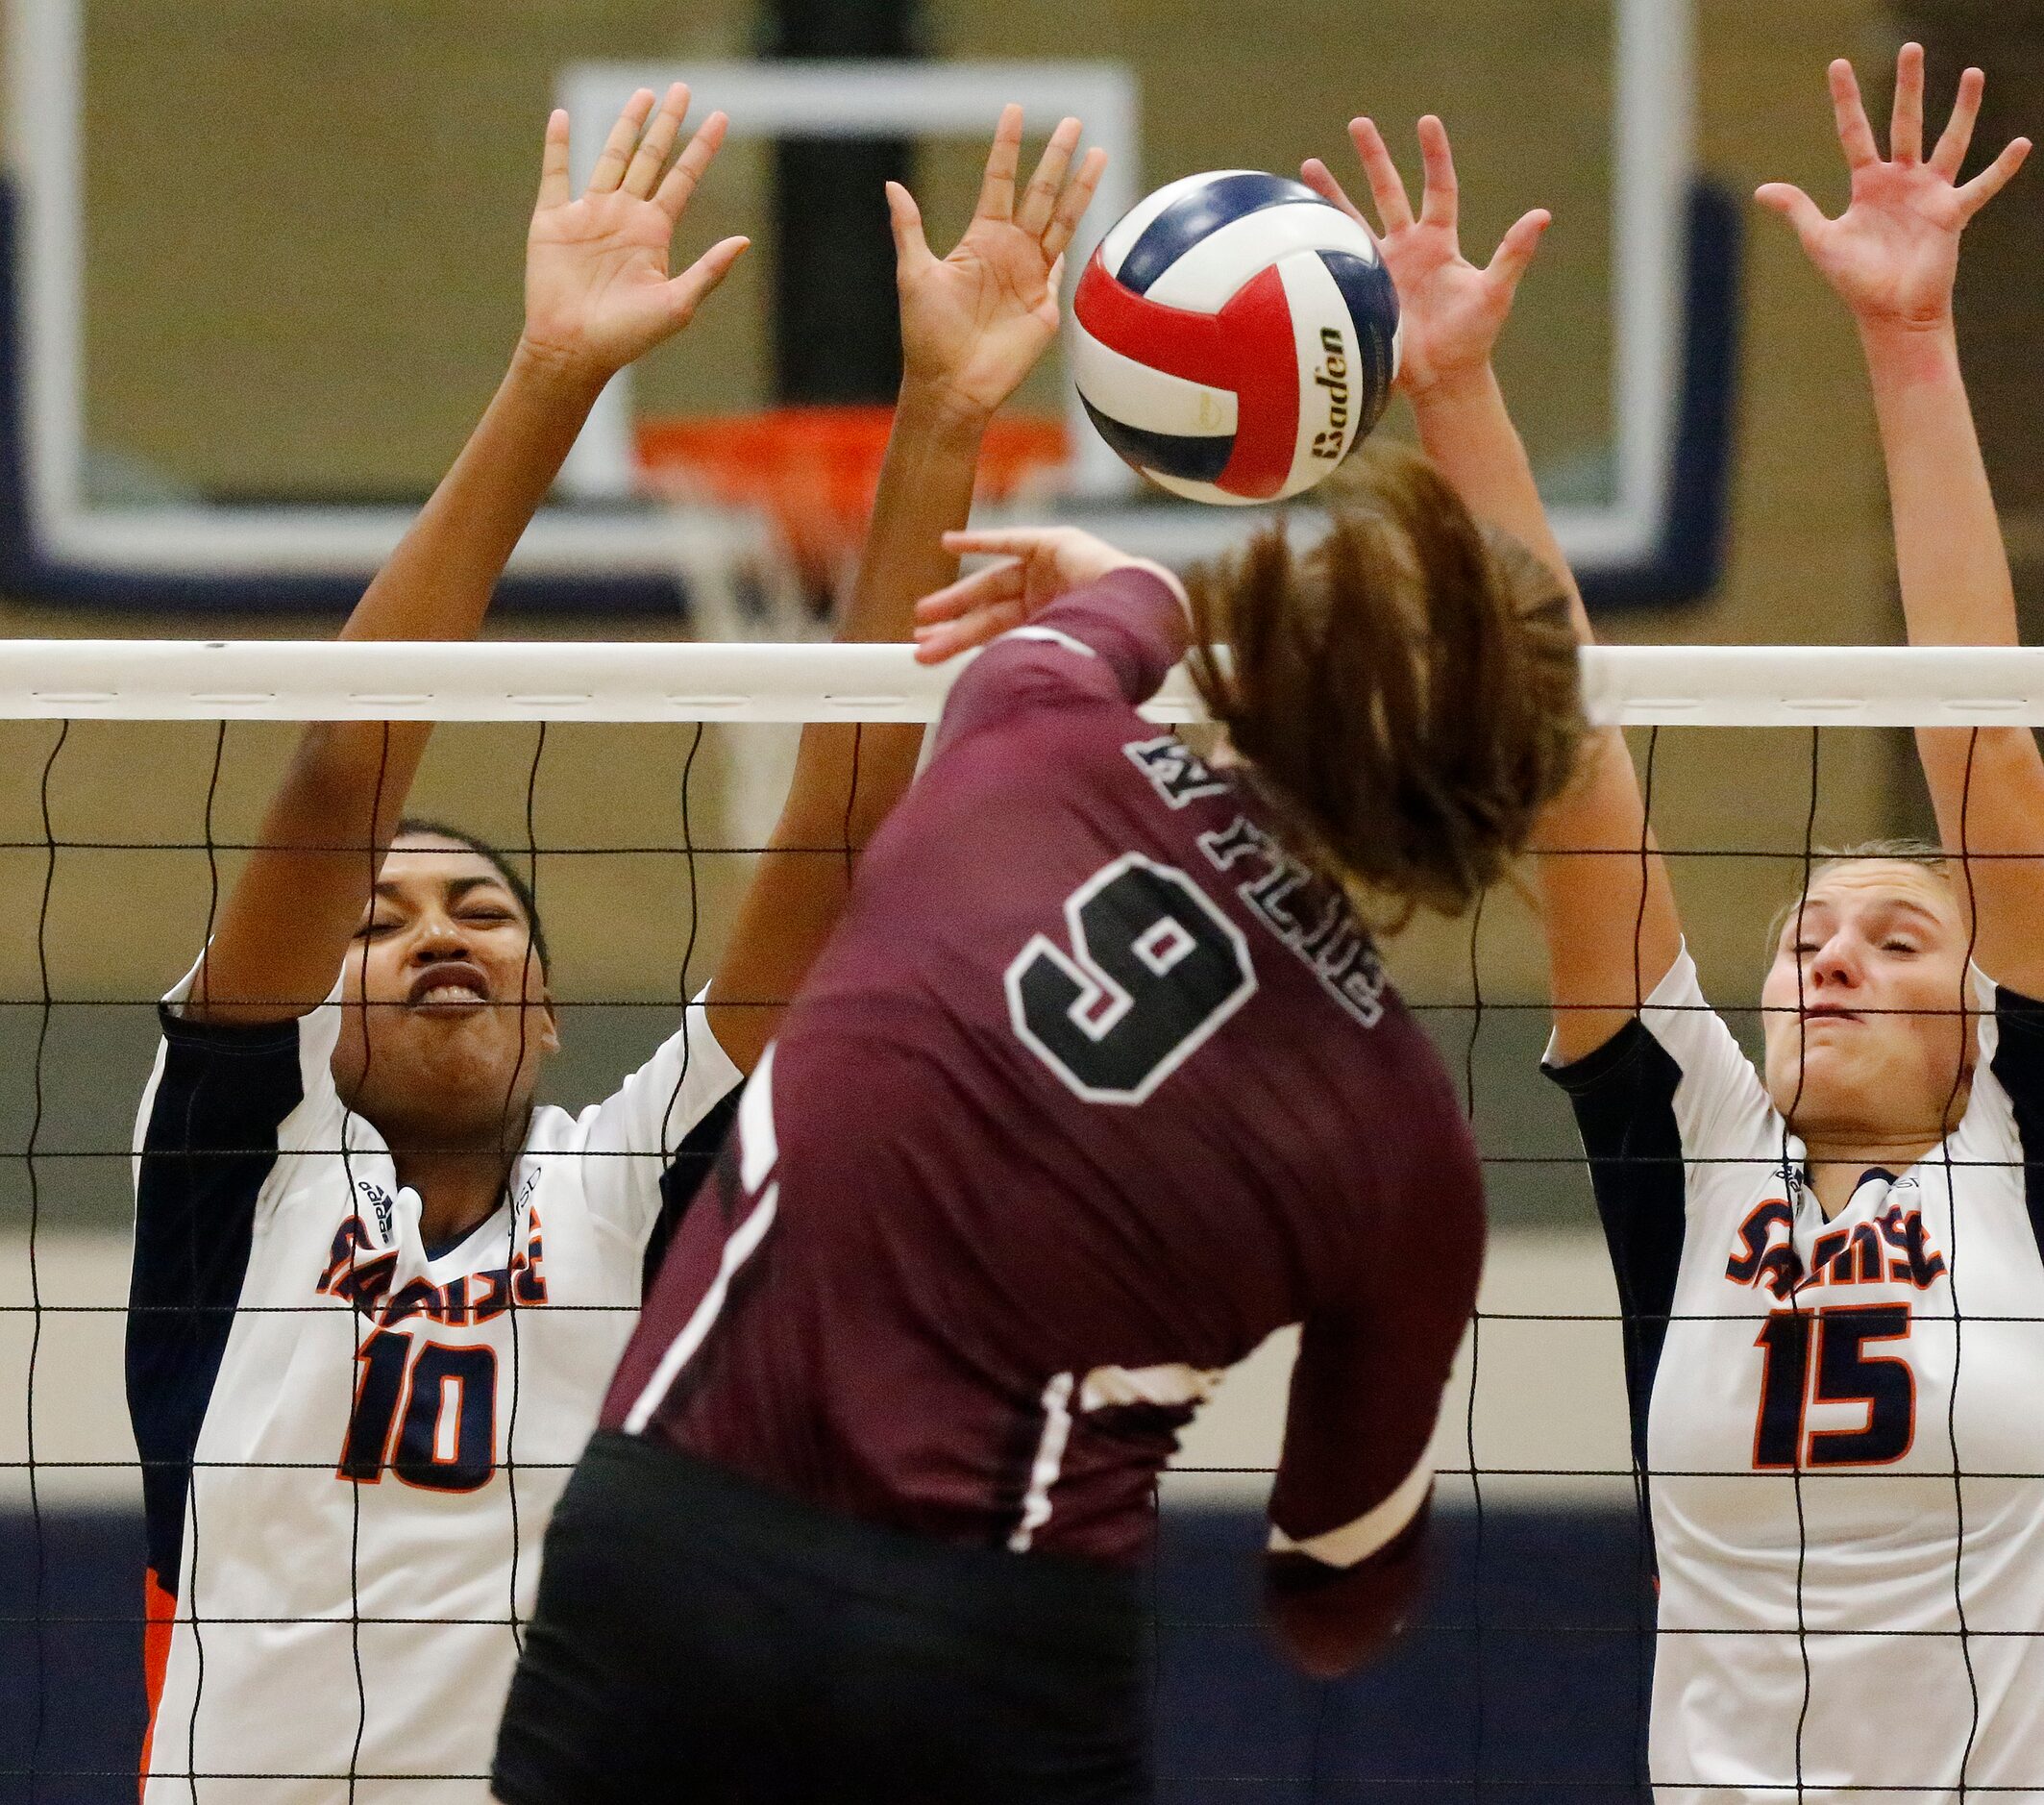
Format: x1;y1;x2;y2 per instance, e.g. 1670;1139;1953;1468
1764;837;1955;954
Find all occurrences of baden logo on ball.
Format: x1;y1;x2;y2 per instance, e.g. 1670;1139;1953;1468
1071;170;1402;506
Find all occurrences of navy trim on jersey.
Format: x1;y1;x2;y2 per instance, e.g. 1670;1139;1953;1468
643;1083;743;1296
423;1212;502;1265
1115;172;1322;295
128;1007;306;1595
1544;1020;1688;1467
1078;397;1233;484
1989;983;2044;1269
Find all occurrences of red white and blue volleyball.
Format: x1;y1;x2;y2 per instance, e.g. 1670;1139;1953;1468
1071;171;1401;505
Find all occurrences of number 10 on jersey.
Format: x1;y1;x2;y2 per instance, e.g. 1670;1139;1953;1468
339;1329;499;1493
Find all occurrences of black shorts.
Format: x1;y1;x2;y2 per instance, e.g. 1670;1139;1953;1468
492;1431;1150;1805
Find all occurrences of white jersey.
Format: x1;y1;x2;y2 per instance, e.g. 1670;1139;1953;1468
128;964;741;1802
1547;947;2044;1804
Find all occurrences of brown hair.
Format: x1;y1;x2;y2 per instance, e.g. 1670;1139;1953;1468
1184;445;1586;925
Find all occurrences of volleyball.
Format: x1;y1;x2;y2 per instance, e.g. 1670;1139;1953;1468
1071;170;1401;505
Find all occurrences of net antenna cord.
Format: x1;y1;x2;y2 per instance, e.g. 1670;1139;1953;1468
8;642;2044;727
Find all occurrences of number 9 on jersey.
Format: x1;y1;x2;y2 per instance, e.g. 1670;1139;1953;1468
1006;853;1258;1105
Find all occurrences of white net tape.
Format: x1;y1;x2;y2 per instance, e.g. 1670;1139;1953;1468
9;641;2042;1797
8;639;2044;724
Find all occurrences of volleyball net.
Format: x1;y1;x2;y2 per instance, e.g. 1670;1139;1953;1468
6;639;2044;1798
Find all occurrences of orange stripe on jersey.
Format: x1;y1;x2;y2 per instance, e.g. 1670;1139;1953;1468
137;1567;176;1797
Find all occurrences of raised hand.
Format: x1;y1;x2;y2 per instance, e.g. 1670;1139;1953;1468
1756;47;2028;333
886;106;1106;420
1302;115;1547;402
521;84;750;387
912;527;1180;663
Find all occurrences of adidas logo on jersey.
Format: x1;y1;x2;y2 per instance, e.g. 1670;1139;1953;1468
357;1177;396;1243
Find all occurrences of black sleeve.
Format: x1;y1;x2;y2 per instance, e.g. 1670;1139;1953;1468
643;1083;743;1295
128;1008;307;1596
1542;1020;1688;1471
1990;983;2044;1264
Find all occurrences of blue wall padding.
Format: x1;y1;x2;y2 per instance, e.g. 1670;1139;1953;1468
2;1503;1654;1803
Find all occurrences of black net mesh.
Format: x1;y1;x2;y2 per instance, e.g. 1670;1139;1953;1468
1;710;2031;1802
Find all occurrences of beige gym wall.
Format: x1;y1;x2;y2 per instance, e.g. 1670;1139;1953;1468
6;0;2029;1225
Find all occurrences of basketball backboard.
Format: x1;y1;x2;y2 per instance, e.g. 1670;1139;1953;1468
0;0;1729;614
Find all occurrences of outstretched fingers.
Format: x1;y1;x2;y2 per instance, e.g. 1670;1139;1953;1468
913;596;1026;664
885;180;938;276
1930;66;1986;180
1346;117;1416;235
914;557;1024;625
1416;114;1460;229
654;110;729;222
588;88;658;195
536;109;573;212
1016;116;1082;238
913;557;1029;663
1828;58;1882;171
1889;42;1926;166
1299;158;1369;229
1485;208;1552;296
1958;135;2032;219
663;235;751;325
1041;145;1107;264
975;103;1025;223
622;83;691;198
1753;180;1829;246
943;527;1061;560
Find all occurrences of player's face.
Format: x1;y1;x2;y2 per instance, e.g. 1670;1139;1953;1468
1760;861;1972;1147
330;833;559;1149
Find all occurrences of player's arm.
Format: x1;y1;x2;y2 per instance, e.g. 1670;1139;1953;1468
1758;48;2040;989
1305;115;1682;1060
187;87;746;1026
914;525;1189;735
1262;1110;1484;1676
705;109;1106;1070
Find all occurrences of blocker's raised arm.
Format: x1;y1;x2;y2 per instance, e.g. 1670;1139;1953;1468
188;87;746;1026
705;107;1106;1070
1760;46;2042;994
1308;113;1682;1060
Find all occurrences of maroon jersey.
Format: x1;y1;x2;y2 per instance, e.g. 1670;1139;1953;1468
604;570;1484;1570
